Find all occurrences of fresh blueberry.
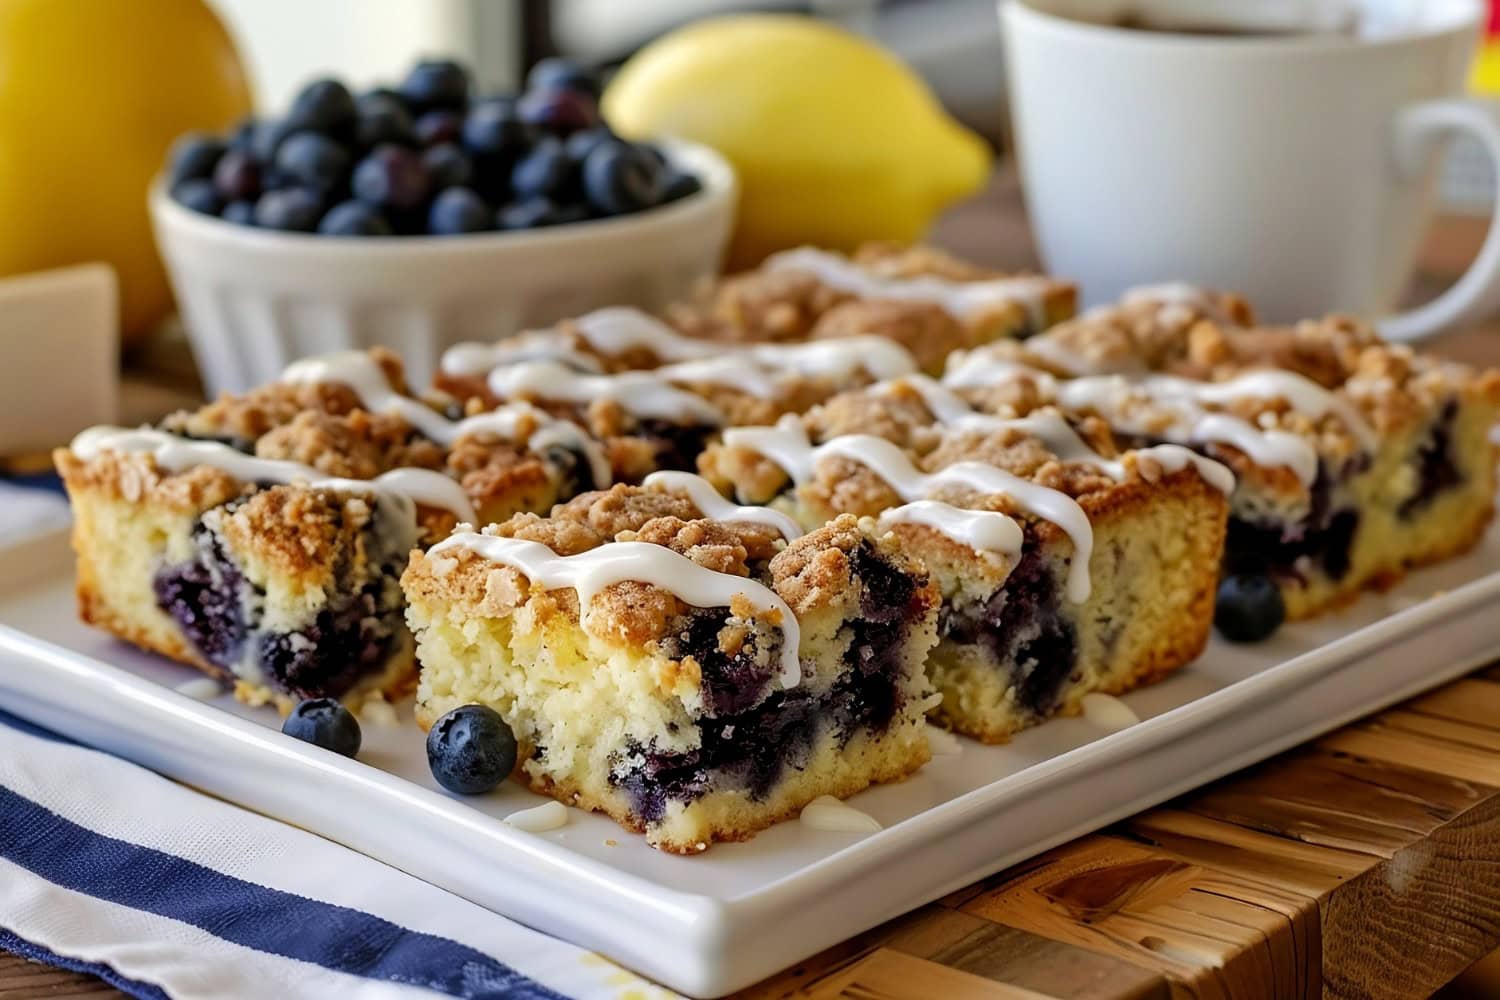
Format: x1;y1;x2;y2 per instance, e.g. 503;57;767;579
427;187;491;234
285;78;358;138
355;96;416;149
318;199;393;236
496;196;562;230
282;697;361;757
251;120;295;167
564;125;616;163
358;87;408;113
525;56;602;99
275;131;352;192
228;118;259;155
221;199;257;226
412;109;462;148
400;59;471;112
351;144;430;211
516;87;598;135
660;169;703;203
426;704;516;794
172;178;222;215
1214;574;1286;643
461;101;530;158
254;187;324;231
168;133;225;184
582;141;663;215
510;137;572;199
550;201;592;225
211;150;261;202
422;142;473;190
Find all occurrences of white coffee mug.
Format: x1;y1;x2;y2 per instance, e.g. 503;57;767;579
1001;0;1500;340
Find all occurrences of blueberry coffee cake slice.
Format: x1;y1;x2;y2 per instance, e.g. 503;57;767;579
946;302;1500;618
668;243;1077;371
55;427;474;708
402;483;941;852
54;350;619;708
698;392;1231;742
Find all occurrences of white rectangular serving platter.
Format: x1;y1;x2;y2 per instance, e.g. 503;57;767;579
2;522;1498;997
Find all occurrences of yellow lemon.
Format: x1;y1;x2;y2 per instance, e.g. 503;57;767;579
604;14;992;270
0;0;251;344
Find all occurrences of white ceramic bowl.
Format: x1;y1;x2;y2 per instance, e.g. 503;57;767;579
149;140;737;396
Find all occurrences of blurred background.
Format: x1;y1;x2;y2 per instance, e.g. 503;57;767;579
211;0;1010;141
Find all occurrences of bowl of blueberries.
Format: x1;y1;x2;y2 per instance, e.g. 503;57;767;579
150;57;736;396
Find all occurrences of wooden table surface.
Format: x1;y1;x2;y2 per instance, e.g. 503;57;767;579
4;171;1500;999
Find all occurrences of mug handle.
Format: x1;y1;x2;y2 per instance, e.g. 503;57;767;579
1382;98;1500;342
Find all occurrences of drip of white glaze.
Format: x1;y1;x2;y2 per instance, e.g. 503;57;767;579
278;351;610;489
70;427;477;527
174;677;222;701
428;532;802;687
799;795;882;833
486;362;725;425
877;500;1022;555
925;725;963;756
642;471;804;540
1081;692;1140;731
764;247;1056;328
723;419;1094;602
504;800;570;832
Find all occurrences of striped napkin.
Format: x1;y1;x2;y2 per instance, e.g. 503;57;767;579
0;484;679;1000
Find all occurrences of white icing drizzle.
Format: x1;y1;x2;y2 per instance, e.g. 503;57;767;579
428;532;802;687
653;356;783;398
441;335;606;376
877;500;1022;556
504;800;570;832
941;354;1360;485
568;306;721;362
486;361;725;425
799;794;882;834
878;375;975;423
947;411;1236;494
747;337;917;383
1023;334;1148;376
70;427;477;526
941;354;1059;394
723;418;1095;602
278;351;611;489
765;247;1055;329
874;377;1235;493
642;471;804;541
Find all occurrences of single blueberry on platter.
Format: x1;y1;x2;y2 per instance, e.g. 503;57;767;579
427;704;518;795
282;698;362;758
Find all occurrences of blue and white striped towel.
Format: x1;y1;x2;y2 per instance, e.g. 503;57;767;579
0;484;678;1000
